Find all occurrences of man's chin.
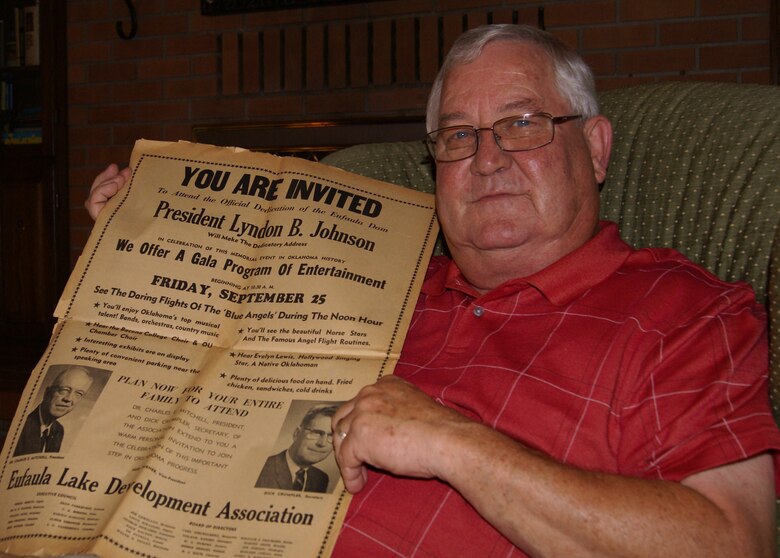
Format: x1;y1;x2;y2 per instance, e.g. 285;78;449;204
302;453;331;465
460;234;536;253
446;220;538;252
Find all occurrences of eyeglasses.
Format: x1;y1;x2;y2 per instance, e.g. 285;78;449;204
425;113;582;162
301;427;333;443
52;386;87;400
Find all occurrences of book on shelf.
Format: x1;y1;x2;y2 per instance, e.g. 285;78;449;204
3;2;39;68
9;7;21;66
2;126;42;144
0;79;11;111
2;8;21;67
23;3;38;66
0;20;5;67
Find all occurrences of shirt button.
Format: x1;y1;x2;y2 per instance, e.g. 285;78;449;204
473;306;484;317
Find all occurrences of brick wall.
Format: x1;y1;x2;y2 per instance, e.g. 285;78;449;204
66;0;774;261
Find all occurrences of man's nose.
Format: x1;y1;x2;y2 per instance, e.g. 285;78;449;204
471;129;511;174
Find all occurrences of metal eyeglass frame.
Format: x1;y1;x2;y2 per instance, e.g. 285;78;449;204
425;113;582;162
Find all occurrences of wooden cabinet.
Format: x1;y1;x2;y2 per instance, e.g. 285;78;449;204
0;0;67;419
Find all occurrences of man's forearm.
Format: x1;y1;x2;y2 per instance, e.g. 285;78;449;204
436;422;774;558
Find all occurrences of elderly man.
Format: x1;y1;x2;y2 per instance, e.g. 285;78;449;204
255;403;337;493
87;24;778;558
13;366;93;456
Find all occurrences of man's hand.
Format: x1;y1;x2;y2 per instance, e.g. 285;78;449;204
85;163;131;220
332;375;472;493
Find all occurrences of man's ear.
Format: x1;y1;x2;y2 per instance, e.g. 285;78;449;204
583;115;612;185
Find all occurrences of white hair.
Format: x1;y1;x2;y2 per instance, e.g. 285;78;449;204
426;24;599;132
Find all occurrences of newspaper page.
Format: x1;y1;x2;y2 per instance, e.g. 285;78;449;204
0;139;439;557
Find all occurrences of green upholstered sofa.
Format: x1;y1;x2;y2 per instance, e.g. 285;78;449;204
322;81;780;552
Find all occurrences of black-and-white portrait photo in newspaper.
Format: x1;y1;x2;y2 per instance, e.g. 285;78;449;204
12;364;111;457
255;400;343;494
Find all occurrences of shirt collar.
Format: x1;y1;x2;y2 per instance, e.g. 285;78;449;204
37;405;56;431
285;450;308;472
422;221;632;306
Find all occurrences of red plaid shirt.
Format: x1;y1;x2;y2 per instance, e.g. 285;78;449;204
333;222;780;558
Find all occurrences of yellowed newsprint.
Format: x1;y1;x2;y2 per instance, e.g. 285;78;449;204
0;140;438;558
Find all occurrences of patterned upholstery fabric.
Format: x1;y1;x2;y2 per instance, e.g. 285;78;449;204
323;83;780;553
599;83;779;301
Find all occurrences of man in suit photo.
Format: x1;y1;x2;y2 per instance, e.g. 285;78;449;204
13;365;94;457
255;403;338;493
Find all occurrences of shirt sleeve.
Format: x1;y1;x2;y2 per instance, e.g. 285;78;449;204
616;278;780;484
